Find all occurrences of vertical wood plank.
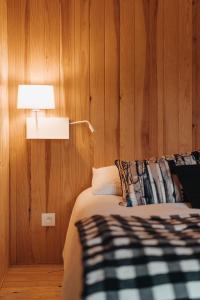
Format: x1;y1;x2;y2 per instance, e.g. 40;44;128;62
0;0;9;283
74;0;91;192
148;0;160;158
8;0;33;264
178;0;192;153
30;141;47;262
28;0;48;264
163;0;179;154
43;0;62;264
120;0;135;160
157;0;164;156
134;0;147;159
192;0;200;149
105;0;120;164
90;0;105;167
60;0;77;258
135;0;162;159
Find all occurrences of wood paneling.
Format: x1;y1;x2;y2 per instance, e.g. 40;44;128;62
163;0;179;154
105;0;120;164
7;0;197;264
90;0;105;166
0;7;9;288
193;0;200;149
120;0;135;160
157;0;164;157
0;0;9;285
178;0;192;153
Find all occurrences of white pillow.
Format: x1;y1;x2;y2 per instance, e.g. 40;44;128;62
92;165;122;195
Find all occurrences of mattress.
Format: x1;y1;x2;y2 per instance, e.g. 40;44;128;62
62;188;200;300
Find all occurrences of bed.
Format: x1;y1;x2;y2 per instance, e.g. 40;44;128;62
62;187;200;300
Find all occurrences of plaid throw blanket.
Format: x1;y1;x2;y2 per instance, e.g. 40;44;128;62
76;214;200;300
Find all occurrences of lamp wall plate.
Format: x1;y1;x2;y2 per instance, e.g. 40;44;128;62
26;117;69;139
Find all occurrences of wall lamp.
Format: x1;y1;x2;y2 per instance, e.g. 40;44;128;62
17;84;95;139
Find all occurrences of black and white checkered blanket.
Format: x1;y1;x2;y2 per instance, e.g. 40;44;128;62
76;214;200;300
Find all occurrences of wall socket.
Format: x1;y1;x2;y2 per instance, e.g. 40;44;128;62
41;213;55;227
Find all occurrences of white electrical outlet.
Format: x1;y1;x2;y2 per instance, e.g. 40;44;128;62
41;213;55;227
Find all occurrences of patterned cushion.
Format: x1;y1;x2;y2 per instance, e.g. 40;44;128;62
115;152;199;207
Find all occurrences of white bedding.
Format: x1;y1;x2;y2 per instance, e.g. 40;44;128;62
62;188;200;300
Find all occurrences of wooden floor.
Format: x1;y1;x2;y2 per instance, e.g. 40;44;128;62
0;265;63;300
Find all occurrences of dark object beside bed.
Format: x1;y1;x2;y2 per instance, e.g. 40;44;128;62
175;165;200;209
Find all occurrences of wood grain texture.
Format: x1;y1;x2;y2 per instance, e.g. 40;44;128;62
105;0;120;164
7;0;196;264
163;0;179;154
0;0;9;285
120;0;135;160
90;0;105;167
8;0;31;265
192;0;200;149
178;0;192;153
157;0;164;156
0;265;63;300
74;0;92;191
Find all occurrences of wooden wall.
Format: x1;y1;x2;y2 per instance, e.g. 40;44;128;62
7;0;196;264
193;0;200;149
0;0;9;283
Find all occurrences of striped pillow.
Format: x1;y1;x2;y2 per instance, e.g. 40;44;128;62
115;152;198;207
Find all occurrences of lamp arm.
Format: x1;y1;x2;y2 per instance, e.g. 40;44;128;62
69;120;95;133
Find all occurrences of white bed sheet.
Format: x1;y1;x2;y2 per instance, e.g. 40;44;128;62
62;188;200;300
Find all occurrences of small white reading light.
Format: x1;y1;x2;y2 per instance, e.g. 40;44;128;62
17;84;95;139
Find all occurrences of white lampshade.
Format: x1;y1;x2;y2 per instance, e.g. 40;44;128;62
17;84;55;110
